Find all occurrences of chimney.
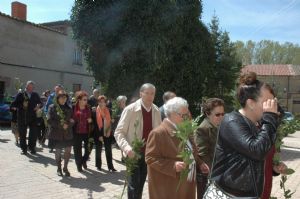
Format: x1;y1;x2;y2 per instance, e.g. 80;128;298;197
11;1;27;21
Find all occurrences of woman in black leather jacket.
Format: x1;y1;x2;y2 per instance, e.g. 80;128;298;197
207;72;279;198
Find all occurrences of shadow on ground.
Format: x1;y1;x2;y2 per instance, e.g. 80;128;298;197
0;138;10;143
0;124;11;131
59;168;126;197
26;148;57;167
280;148;300;162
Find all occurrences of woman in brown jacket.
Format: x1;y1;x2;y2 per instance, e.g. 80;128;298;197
145;97;209;199
194;98;225;198
47;90;73;176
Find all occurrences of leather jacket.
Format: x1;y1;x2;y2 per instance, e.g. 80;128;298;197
211;111;278;197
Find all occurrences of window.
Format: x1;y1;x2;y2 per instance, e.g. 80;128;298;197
73;49;82;65
73;84;81;93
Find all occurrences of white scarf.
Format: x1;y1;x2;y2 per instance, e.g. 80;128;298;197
186;139;196;182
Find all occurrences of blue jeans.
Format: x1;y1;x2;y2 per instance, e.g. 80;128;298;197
127;154;147;199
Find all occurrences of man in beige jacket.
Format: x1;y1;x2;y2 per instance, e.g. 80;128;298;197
114;83;161;199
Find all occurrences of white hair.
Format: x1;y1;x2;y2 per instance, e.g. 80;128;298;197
164;97;189;117
26;80;35;87
93;89;100;94
116;95;127;102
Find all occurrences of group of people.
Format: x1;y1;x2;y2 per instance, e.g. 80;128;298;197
9;72;288;199
10;81;127;176
114;73;287;199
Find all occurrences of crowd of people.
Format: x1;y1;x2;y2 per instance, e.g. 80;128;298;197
9;82;124;176
9;72;288;199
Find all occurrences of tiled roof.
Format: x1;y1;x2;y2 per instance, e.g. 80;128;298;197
41;20;70;27
242;64;300;76
291;65;300;76
0;11;66;35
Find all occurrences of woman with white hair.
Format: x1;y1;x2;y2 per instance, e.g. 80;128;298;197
145;97;209;199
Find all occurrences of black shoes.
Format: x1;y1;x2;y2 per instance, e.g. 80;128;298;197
63;168;70;177
30;149;36;154
96;166;102;171
21;150;27;155
82;162;87;170
109;168;117;172
57;168;63;176
77;165;83;172
58;166;71;177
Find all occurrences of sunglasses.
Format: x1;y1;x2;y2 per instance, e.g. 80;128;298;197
215;113;225;117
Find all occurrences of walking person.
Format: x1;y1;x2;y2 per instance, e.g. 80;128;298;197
112;95;127;162
47;90;73;176
44;85;64;114
11;81;42;155
10;102;19;145
159;91;176;120
44;85;64;152
260;105;287;199
86;88;101;159
92;95;116;171
194;98;225;199
204;72;279;198
115;83;161;199
72;91;92;172
145;97;209;199
88;88;100;108
10;92;20;145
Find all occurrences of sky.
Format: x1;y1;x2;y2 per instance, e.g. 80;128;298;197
1;0;299;44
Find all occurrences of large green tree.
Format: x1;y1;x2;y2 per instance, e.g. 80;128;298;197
207;15;241;107
71;0;240;115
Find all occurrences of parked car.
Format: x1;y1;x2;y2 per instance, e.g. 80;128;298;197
283;111;295;122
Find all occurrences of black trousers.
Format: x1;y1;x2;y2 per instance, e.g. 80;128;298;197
73;133;89;169
95;136;114;169
37;118;46;143
18;121;38;152
127;154;147;199
196;172;208;199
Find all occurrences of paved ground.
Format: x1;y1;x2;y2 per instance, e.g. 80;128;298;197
0;126;300;199
0;126;149;199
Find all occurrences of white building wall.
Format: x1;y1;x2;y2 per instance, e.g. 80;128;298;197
0;13;94;96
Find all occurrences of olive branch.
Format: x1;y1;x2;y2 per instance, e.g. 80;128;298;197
53;97;69;138
118;120;144;199
175;119;198;192
271;118;300;199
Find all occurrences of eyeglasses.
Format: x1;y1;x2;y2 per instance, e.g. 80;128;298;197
176;112;190;120
215;113;225;117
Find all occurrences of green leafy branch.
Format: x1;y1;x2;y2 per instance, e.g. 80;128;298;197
54;99;66;127
271;118;300;199
111;100;119;120
53;97;71;142
119;120;144;199
175;119;198;191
